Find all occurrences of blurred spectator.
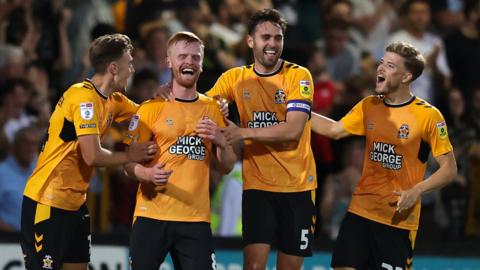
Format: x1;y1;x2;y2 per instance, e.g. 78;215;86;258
465;87;480;236
349;0;398;60
387;0;451;104
0;45;26;81
0;126;40;232
444;0;480;101
139;26;172;85
320;18;360;82
211;162;243;237
429;0;465;35
320;138;363;240
440;89;475;240
0;79;36;144
128;68;159;103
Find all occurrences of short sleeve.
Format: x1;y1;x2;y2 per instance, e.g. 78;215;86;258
112;93;139;123
68;91;101;136
425;109;453;157
340;98;366;136
206;68;238;102
124;104;154;145
286;67;314;115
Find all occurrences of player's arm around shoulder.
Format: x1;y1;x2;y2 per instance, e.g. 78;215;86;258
78;98;157;167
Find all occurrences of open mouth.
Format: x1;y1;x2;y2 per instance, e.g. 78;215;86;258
181;68;195;75
264;49;276;56
377;75;386;83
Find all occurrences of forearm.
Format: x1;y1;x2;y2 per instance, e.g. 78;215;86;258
415;155;457;194
124;162;148;181
311;112;347;140
215;145;237;174
89;148;130;167
242;122;302;142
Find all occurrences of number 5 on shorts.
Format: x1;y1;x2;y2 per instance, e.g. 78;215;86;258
300;229;309;250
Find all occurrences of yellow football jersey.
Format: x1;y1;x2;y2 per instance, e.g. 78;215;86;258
341;95;453;230
124;94;225;222
207;60;317;192
24;79;138;210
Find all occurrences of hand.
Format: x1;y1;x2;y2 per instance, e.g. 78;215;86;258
212;95;229;118
127;141;157;163
394;186;422;213
196;118;226;147
154;82;175;101
222;119;245;144
144;163;172;185
426;44;440;67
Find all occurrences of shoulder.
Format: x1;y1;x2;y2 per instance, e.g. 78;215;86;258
139;96;163;108
110;92;134;103
198;94;220;108
63;81;98;102
283;61;310;76
411;97;444;118
221;65;250;78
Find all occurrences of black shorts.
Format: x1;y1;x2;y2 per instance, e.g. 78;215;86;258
242;189;316;257
130;217;216;270
20;196;91;270
331;212;416;270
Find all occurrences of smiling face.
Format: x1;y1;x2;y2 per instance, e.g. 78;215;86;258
247;21;284;73
375;52;412;95
167;39;203;88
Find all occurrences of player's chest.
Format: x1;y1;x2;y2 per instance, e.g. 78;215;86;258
364;110;422;146
97;102;115;131
234;77;290;109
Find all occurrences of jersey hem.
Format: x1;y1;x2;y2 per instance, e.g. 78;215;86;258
348;208;419;231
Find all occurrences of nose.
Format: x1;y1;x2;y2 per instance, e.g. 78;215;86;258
377;63;384;73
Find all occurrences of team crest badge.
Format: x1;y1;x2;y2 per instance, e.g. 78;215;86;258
299;80;312;98
274;89;286;104
166;118;174;126
80;102;94;120
243;89;250;100
42;255;53;269
128;115;139;131
397;124;409;139
436;121;448;139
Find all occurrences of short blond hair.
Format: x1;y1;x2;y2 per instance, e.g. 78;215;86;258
166;31;204;56
385;42;425;82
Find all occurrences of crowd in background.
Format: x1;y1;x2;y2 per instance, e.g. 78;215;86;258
0;0;479;245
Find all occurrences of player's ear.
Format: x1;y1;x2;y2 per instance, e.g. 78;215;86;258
166;56;172;68
402;72;412;83
247;35;254;49
108;62;118;75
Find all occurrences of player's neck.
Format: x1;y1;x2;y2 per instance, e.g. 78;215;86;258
254;59;283;74
384;86;414;105
89;75;115;97
172;81;198;100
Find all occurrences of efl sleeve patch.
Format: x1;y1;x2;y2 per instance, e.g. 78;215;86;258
436;121;448;139
80;102;94;120
299;80;312;98
128;114;140;131
287;100;311;114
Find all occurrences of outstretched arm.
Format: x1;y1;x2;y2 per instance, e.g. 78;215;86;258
310;112;351;140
